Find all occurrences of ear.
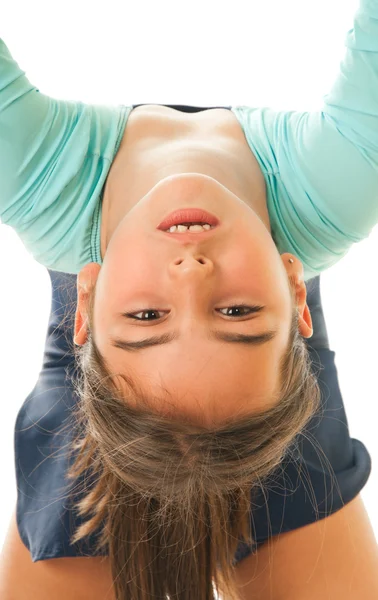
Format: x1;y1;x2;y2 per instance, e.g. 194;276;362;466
74;263;101;346
281;254;313;339
295;281;313;339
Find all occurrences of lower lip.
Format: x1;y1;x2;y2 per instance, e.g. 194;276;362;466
157;208;220;230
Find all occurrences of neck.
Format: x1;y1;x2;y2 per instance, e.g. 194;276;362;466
100;137;271;259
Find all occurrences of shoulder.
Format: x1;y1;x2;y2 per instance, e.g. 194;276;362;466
233;493;378;599
0;509;115;600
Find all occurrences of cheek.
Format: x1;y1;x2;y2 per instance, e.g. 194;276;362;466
101;237;158;306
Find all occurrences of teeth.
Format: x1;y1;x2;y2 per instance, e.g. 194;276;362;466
166;223;212;233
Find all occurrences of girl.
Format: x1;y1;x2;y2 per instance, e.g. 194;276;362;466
1;0;378;597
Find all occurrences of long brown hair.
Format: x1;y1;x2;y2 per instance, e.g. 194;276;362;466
65;275;322;600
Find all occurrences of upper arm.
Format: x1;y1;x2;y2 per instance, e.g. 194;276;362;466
0;37;82;270
290;0;378;244
0;37;128;273
235;2;378;281
233;493;378;600
0;37;66;224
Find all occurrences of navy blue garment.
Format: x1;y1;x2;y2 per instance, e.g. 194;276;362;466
14;105;372;563
132;104;233;111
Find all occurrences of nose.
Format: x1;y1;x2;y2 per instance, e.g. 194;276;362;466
167;255;215;321
168;254;214;279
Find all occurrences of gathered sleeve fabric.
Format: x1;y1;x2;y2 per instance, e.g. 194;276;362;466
0;38;130;274
231;0;378;281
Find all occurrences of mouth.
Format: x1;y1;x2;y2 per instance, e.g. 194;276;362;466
157;226;219;243
157;208;220;231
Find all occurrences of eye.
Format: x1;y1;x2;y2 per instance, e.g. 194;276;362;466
125;306;256;321
126;309;164;321
219;306;255;317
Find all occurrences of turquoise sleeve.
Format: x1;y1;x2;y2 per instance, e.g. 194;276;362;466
232;0;378;280
0;38;130;273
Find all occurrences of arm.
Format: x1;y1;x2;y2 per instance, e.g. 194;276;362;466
0;38;129;274
233;493;378;600
233;0;378;281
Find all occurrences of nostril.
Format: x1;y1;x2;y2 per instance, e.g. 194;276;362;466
173;257;206;265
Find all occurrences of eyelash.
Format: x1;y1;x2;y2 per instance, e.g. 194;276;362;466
126;306;256;321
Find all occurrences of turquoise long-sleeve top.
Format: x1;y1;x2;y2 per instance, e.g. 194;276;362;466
1;0;378;281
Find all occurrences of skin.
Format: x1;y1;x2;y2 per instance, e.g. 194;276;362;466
74;115;313;426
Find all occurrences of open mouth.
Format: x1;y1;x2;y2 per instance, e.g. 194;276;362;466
157;208;220;231
163;222;215;233
158;225;219;242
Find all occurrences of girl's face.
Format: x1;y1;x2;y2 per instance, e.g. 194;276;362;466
75;173;312;426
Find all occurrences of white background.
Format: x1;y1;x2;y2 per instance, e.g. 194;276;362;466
0;0;377;580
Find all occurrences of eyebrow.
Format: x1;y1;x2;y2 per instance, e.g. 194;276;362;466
110;328;278;352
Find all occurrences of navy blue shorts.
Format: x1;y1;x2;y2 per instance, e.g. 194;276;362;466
13;105;372;563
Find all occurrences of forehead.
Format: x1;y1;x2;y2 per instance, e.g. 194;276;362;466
107;329;286;425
